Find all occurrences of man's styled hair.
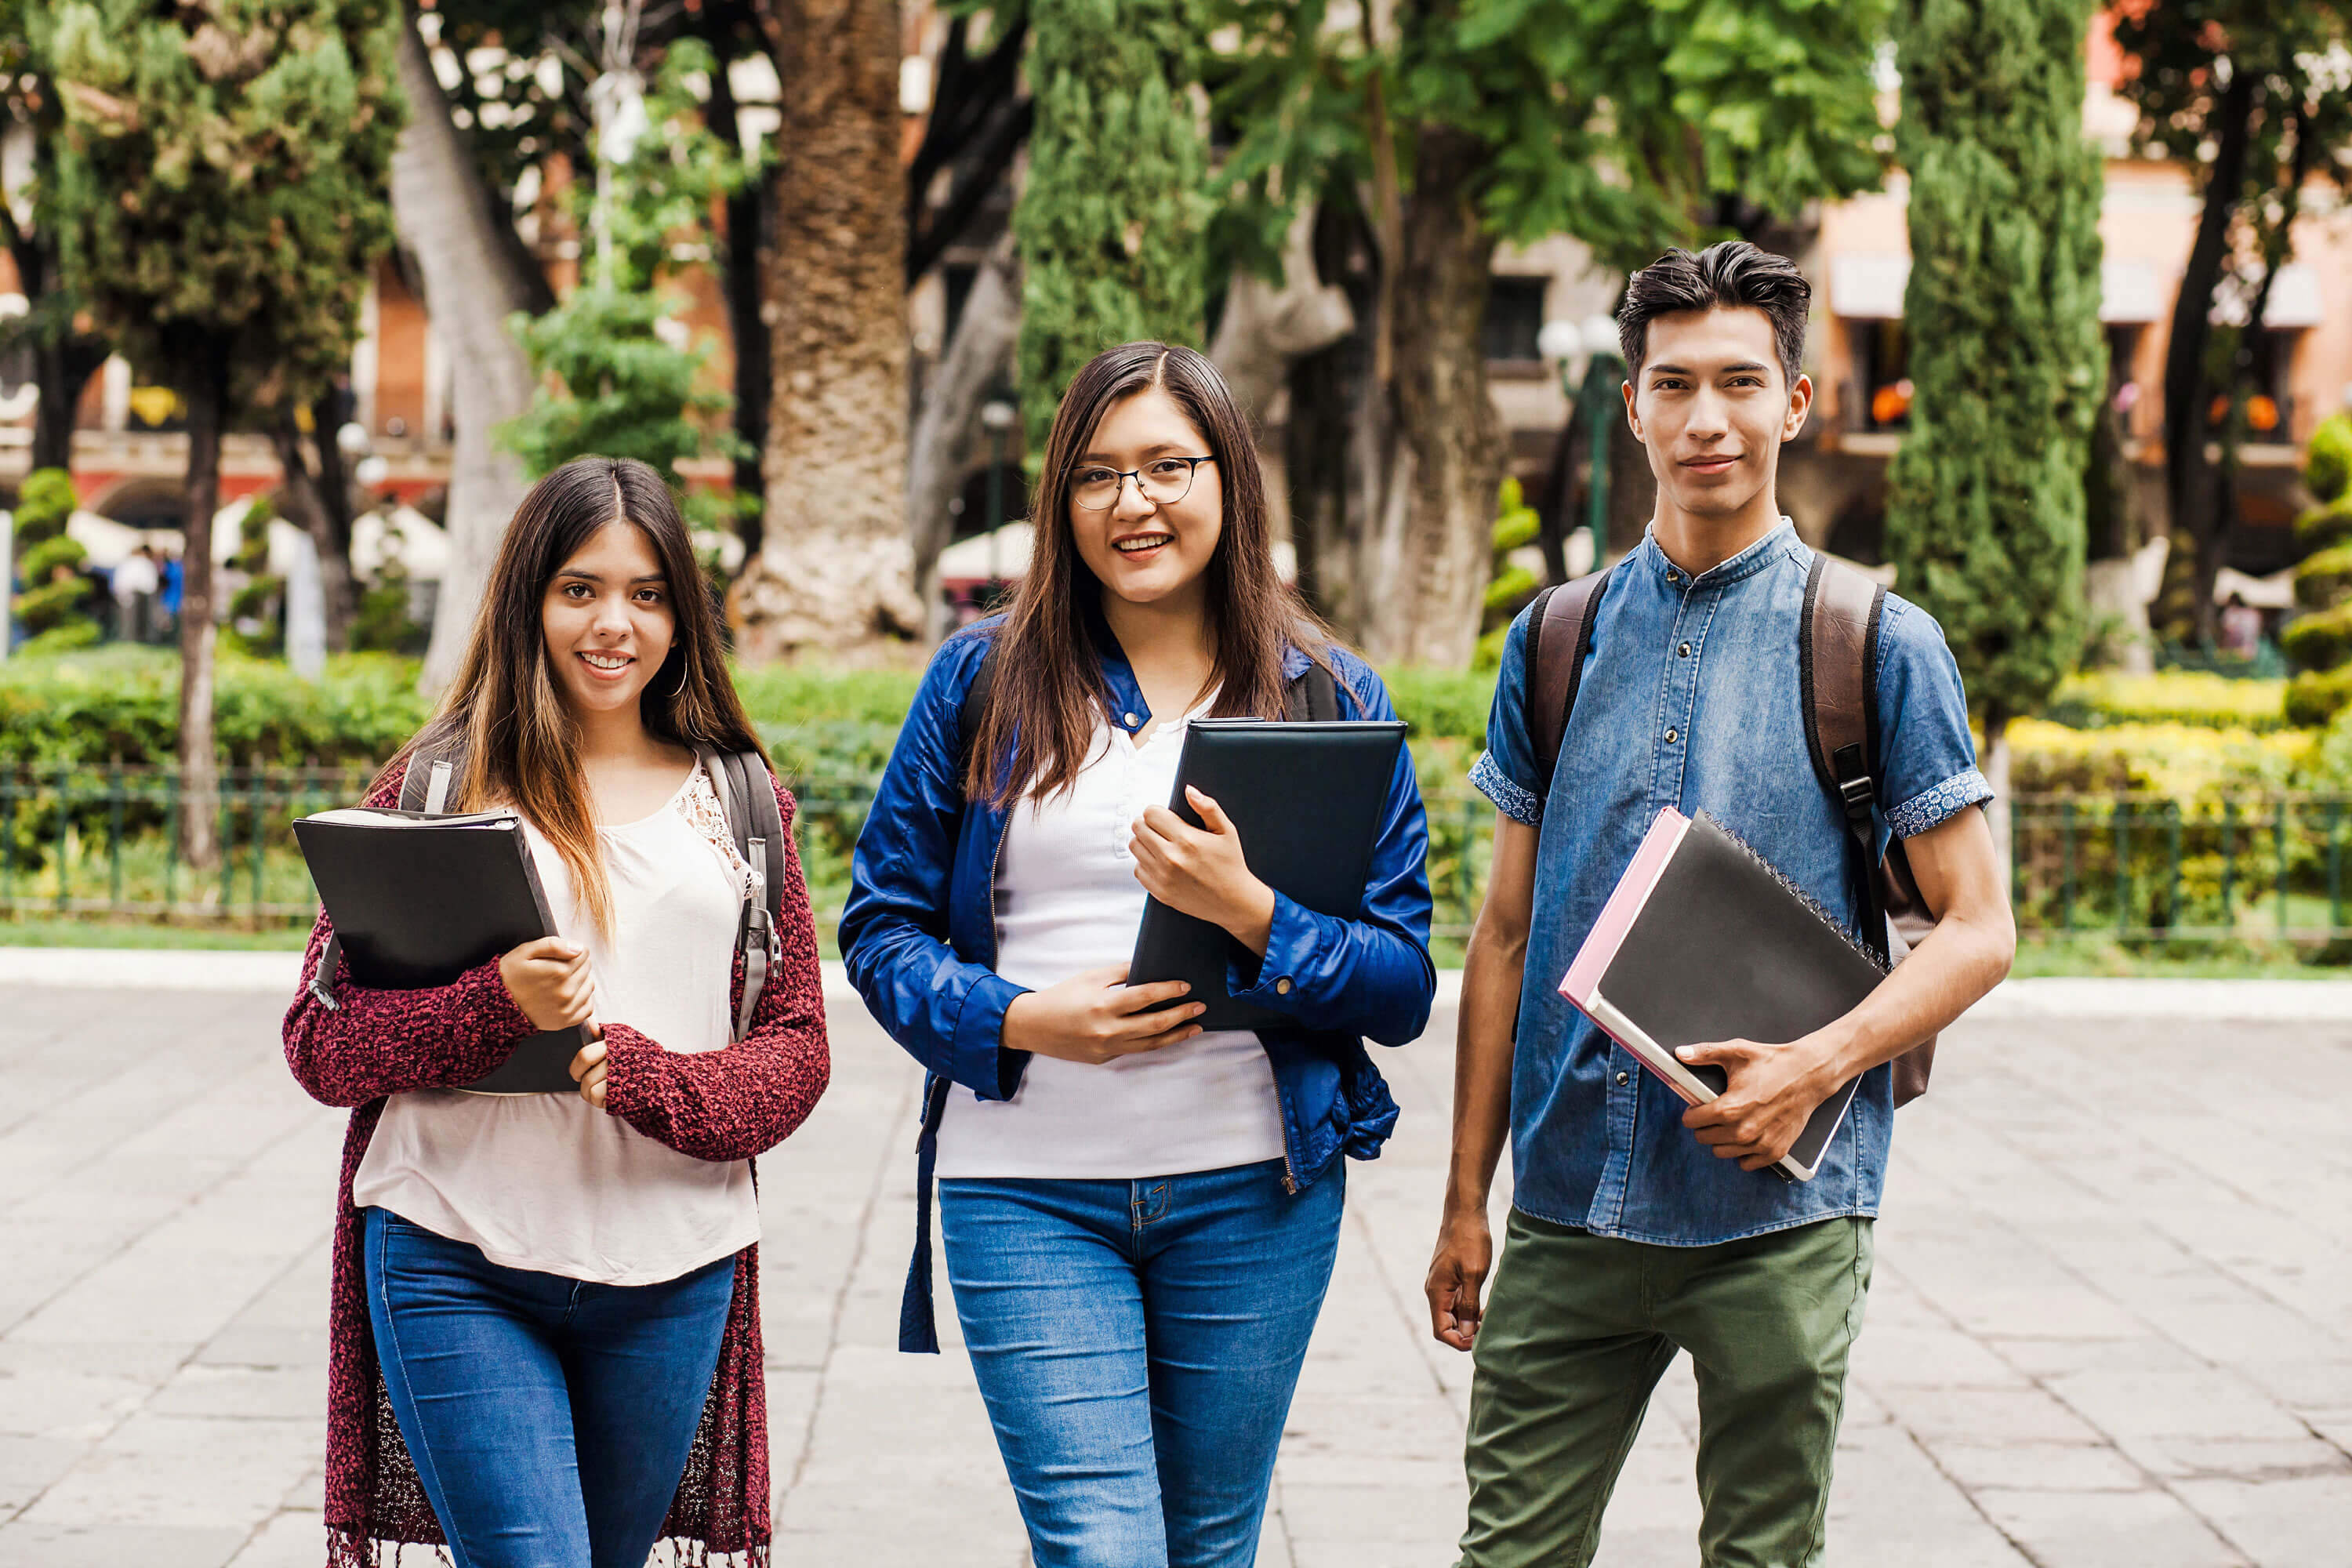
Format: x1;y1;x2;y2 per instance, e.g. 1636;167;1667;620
1617;241;1812;390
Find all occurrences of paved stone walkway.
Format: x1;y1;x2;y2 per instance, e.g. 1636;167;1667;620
0;969;2347;1566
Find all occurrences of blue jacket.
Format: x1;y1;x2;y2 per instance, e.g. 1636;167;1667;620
840;615;1437;1352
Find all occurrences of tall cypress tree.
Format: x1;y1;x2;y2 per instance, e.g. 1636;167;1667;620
1885;0;2103;814
1015;0;1209;444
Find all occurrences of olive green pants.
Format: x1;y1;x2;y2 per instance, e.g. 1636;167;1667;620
1457;1210;1873;1568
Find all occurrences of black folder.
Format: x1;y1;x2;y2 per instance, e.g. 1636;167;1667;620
1128;717;1407;1030
1559;808;1887;1181
292;808;586;1094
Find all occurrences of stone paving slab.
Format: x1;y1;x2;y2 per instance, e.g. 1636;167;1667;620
0;976;2347;1566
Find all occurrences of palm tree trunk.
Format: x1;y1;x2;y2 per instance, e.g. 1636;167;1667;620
391;2;539;692
907;234;1019;643
734;0;923;661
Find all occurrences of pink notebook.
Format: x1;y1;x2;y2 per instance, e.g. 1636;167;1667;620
1556;807;1885;1182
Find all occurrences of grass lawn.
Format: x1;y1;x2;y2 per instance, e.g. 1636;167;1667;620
0;917;310;950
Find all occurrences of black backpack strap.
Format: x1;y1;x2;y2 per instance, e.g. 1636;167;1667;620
1283;661;1343;721
958;643;999;760
314;736;462;1012
1524;566;1612;784
1801;554;1889;961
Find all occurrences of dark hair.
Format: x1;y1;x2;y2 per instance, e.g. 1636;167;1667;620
963;341;1340;808
379;456;766;935
1617;241;1812;390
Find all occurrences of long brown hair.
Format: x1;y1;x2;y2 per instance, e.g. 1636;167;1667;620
964;341;1340;807
377;457;768;935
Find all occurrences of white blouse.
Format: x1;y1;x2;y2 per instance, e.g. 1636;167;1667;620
932;698;1290;1181
351;762;761;1285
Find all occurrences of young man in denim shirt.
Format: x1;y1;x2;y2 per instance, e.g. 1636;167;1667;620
1426;241;2016;1568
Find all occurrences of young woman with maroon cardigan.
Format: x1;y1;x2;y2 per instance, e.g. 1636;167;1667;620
283;458;829;1568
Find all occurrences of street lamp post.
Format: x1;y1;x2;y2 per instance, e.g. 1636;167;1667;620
979;397;1017;602
1540;314;1625;578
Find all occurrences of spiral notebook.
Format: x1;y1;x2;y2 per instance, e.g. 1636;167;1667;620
1557;808;1888;1181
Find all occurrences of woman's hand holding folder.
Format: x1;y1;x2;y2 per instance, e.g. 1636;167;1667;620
499;937;597;1032
1001;965;1207;1065
1127;786;1278;956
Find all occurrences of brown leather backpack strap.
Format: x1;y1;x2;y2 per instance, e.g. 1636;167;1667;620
1801;555;1882;801
1526;566;1613;784
1802;554;1939;1107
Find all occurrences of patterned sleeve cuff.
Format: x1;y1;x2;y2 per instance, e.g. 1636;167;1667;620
1888;768;1993;839
1470;751;1542;826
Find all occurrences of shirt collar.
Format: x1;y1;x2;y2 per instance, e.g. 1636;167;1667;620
1636;517;1800;590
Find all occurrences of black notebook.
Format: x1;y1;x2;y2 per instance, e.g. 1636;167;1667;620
1128;717;1406;1031
292;808;586;1094
1557;808;1888;1181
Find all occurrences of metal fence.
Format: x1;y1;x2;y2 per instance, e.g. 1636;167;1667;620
6;767;2349;952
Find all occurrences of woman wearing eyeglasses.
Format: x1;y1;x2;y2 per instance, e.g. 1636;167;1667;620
840;342;1436;1568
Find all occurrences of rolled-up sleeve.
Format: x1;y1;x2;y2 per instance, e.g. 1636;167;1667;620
1470;606;1545;826
1875;597;1994;840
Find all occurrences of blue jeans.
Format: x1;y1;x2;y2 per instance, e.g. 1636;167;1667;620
938;1157;1345;1568
361;1207;735;1568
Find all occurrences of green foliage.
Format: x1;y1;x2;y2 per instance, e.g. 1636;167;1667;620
501;38;747;530
1475;477;1541;668
43;0;404;407
1209;0;1893;281
502;287;736;527
20;532;85;586
2043;671;2288;733
2308;412;2352;505
15;468;77;539
2297;495;2352;554
1015;0;1210;445
2288;666;2352;728
2295;541;2352;612
1883;0;2103;731
2283;601;2352;676
0;645;433;765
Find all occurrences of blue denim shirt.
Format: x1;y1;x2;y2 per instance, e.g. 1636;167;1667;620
842;614;1436;1349
1470;521;1990;1244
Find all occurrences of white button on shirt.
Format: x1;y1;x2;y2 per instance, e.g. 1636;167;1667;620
932;696;1289;1181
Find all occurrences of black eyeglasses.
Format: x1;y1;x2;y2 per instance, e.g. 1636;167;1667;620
1069;456;1214;511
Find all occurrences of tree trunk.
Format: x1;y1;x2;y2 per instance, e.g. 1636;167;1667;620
1207;205;1356;431
2161;69;2256;646
176;344;230;877
1282;200;1376;633
907;232;1019;643
735;0;922;661
270;413;357;652
391;2;540;693
705;46;772;562
1371;125;1503;668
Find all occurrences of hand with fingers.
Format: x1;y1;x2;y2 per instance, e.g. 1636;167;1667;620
1425;1208;1493;1352
1128;786;1277;955
499;936;596;1032
570;1025;608;1109
1001;964;1207;1065
1675;1033;1838;1171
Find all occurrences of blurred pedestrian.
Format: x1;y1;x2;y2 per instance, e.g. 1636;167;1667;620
282;456;831;1568
111;543;159;642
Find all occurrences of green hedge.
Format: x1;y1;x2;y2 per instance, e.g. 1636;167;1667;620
0;648;2316;785
0;646;434;767
0;649;1513;772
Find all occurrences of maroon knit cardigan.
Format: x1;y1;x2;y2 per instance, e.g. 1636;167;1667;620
282;764;830;1568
